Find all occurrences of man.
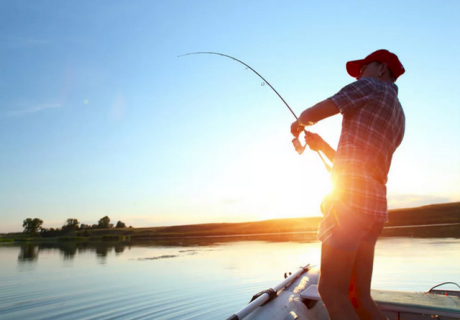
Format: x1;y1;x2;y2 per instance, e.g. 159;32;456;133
291;49;405;320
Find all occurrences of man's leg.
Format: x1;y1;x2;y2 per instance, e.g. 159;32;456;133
348;232;387;320
318;242;360;320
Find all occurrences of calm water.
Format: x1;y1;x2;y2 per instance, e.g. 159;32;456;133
1;236;460;320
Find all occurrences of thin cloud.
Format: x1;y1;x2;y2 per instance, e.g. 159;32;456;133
1;102;62;118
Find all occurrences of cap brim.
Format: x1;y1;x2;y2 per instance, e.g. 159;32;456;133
346;59;365;78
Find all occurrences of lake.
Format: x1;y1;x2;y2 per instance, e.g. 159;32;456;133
1;236;460;320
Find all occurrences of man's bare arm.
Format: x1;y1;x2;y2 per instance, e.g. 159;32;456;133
291;99;340;138
290;98;339;163
298;99;340;126
304;132;336;163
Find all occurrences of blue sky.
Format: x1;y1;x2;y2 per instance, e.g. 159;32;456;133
1;0;459;232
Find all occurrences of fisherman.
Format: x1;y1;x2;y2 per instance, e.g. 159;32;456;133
291;50;405;320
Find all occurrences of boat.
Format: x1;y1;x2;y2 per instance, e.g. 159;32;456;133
226;264;460;320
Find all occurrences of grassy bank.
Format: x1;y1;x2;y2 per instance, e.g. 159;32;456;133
2;202;460;243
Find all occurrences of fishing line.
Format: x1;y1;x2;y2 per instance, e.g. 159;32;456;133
178;51;331;173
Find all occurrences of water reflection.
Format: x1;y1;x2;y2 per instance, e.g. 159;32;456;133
12;232;319;265
114;244;125;254
136;231;319;247
18;243;39;262
2;237;460;320
15;242;132;264
13;227;460;266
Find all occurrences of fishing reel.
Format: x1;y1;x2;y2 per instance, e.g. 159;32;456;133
292;131;332;173
292;136;307;155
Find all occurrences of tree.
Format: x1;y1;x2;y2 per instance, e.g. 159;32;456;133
98;216;110;229
66;218;79;229
115;221;126;228
61;218;80;233
22;218;44;236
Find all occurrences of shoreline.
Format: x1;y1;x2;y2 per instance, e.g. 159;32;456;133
2;202;460;243
2;222;460;243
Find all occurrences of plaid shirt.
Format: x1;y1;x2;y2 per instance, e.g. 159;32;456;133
328;77;405;221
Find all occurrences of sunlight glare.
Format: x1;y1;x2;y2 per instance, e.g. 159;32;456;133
200;139;332;221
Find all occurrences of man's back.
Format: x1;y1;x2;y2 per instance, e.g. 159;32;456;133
329;77;405;219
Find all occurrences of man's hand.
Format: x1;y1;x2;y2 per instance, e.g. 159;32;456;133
304;132;325;152
291;120;304;137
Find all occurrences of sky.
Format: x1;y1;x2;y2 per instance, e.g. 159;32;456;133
1;0;459;233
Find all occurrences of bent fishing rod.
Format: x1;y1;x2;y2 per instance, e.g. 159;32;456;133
178;51;331;173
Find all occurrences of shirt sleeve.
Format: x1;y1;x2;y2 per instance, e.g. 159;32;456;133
329;78;376;115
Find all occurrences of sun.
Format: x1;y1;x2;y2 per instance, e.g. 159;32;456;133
202;140;332;222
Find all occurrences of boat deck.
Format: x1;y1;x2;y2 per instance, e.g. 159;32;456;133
373;289;460;318
241;267;460;320
301;284;460;318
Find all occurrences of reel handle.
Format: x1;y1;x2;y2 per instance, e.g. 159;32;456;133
292;137;307;155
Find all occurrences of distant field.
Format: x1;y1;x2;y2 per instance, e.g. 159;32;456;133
2;202;460;242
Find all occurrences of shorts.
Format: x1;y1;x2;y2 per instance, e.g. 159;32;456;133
318;198;385;251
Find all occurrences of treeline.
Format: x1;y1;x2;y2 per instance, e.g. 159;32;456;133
22;216;132;238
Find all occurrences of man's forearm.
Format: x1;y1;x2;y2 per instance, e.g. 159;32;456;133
295;98;339;164
298;99;340;126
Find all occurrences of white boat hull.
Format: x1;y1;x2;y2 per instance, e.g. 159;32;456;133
234;266;460;320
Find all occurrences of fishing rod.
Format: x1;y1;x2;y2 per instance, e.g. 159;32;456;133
178;51;331;173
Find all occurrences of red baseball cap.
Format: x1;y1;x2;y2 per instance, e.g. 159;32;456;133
346;49;405;80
